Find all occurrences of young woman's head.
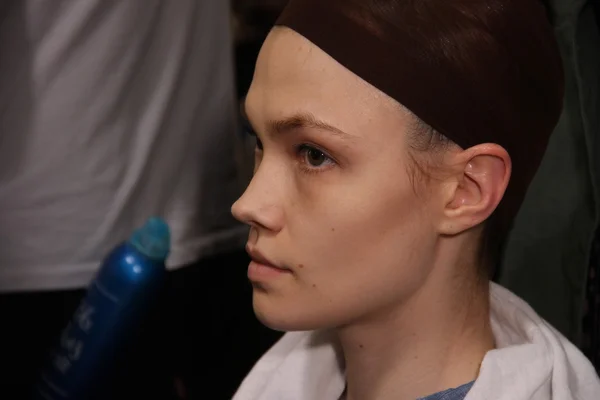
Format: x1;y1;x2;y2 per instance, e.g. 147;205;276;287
232;0;563;332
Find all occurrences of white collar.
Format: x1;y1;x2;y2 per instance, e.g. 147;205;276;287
233;283;600;400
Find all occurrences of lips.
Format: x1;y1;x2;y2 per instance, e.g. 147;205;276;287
245;245;291;274
246;245;292;282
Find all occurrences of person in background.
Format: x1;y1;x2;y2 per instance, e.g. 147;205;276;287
0;1;278;399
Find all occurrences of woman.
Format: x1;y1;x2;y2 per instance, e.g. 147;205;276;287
231;0;600;399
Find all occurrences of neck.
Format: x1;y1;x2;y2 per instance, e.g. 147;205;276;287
338;266;493;400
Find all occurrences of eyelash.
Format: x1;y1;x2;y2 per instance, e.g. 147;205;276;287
248;131;336;175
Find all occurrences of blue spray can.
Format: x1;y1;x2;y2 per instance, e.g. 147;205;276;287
33;217;171;400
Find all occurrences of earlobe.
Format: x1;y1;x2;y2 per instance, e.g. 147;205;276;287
439;144;511;235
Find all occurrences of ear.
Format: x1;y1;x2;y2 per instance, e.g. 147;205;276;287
438;144;511;235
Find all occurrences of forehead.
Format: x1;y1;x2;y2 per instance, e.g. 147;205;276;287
253;27;359;96
246;27;410;135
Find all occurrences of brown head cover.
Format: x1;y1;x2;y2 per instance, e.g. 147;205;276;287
276;0;564;240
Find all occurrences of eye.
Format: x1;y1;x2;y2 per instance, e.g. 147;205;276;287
255;136;263;151
241;122;262;151
298;145;334;169
303;147;327;166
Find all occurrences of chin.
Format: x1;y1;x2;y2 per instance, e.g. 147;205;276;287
251;289;342;332
253;307;296;332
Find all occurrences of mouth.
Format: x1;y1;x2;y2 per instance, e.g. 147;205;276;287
245;245;291;281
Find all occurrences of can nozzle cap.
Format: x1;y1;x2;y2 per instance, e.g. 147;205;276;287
129;217;171;261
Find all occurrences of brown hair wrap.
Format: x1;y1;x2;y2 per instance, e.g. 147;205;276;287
276;0;564;241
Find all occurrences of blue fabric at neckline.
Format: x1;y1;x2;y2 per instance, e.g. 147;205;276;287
417;381;475;400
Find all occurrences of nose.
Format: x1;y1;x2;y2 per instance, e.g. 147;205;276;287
231;166;285;233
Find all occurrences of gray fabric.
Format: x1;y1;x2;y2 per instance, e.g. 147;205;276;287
498;0;600;343
0;0;248;291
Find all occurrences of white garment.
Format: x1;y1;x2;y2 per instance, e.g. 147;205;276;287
0;0;248;291
233;283;600;400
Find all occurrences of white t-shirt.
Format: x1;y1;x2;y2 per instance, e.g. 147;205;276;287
0;0;248;292
233;283;600;400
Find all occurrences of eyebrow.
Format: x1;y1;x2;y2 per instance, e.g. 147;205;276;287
268;113;353;139
240;99;354;140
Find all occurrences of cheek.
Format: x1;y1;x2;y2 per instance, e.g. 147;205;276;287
306;179;431;286
297;165;428;264
269;172;435;330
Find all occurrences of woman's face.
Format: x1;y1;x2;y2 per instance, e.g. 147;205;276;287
232;27;446;331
